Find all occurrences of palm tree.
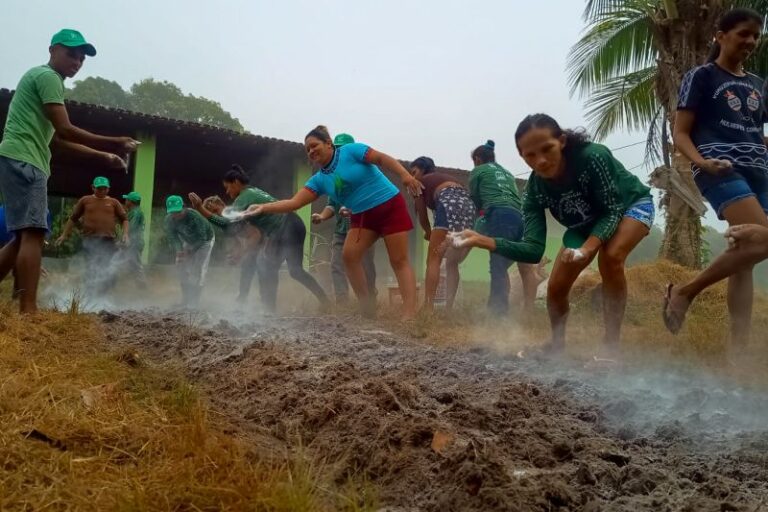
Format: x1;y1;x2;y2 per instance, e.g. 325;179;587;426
567;0;768;268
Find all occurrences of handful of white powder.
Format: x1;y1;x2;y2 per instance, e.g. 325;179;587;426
565;248;586;261
447;232;469;248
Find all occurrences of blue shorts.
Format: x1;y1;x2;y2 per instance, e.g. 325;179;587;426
0;156;49;232
698;170;768;220
623;197;655;229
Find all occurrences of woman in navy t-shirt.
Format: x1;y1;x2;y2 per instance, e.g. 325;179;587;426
664;8;767;344
244;126;423;319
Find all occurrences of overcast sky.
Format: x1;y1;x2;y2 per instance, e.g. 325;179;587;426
0;0;729;229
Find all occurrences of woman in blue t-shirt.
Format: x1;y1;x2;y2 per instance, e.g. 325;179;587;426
244;125;423;319
664;8;768;343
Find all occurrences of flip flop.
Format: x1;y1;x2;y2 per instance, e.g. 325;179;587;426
662;283;684;335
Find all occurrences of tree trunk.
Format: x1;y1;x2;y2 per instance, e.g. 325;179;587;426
651;0;724;268
657;153;702;267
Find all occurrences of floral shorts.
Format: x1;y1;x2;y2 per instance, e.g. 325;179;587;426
433;187;476;232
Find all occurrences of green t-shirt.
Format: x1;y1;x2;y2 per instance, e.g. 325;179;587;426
0;65;65;174
164;209;214;253
494;143;652;263
208;187;284;236
468;162;522;212
328;198;350;236
127;207;145;251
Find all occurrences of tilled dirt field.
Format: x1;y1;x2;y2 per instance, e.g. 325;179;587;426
100;310;768;511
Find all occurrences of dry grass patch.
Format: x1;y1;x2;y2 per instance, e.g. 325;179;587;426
0;304;376;511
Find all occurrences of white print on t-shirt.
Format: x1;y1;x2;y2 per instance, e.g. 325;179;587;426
719;119;763;133
693;142;768;177
712;80;760;99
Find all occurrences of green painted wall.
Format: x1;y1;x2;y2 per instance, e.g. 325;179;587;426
132;132;157;263
294;163;312;259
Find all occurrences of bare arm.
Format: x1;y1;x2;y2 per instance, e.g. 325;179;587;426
415;195;431;238
245;188;317;216
318;206;335;222
51;136;126;168
673;110;732;174
44;104;138;153
188;193;214;218
672;110;706;166
312;206;335;224
56;199;85;244
116;201;129;243
366;149;423;197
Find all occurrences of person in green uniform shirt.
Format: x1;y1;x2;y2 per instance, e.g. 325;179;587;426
0;29;138;313
201;194;263;302
311;133;377;304
456;114;654;354
164;195;215;308
188;165;329;313
468;140;539;315
121;191;147;289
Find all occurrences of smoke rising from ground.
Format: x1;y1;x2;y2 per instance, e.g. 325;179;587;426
40;254;768;447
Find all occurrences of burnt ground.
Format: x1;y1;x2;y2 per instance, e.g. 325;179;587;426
100;310;768;512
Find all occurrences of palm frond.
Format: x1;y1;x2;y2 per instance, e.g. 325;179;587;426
582;66;659;140
583;0;653;19
643;105;665;166
567;3;656;96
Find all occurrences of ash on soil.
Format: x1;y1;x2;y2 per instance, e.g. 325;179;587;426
101;310;768;512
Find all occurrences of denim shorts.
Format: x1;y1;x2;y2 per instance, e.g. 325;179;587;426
623;197;655;229
433;187;476;231
0;156;49;231
699;170;768;220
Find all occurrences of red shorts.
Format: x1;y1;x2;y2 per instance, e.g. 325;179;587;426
351;193;413;236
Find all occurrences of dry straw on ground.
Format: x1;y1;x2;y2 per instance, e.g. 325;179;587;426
0;303;376;511
380;260;768;385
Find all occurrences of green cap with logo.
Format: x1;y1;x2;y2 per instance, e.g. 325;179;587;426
333;133;355;147
92;176;110;188
122;191;141;203
166;195;184;214
50;29;97;57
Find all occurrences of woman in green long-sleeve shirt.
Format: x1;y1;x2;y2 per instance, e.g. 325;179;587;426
188;165;329;313
457;114;654;354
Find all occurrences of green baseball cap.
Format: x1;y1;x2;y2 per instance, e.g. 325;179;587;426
333;133;355;147
166;195;184;214
50;29;96;57
122;191;141;202
92;176;110;188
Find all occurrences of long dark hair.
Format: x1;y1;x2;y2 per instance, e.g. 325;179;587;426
410;156;436;175
471;140;496;164
223;164;250;184
706;8;764;63
514;114;590;158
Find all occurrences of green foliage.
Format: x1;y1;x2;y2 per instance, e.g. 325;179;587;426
45;198;81;258
65;77;131;109
66;77;244;131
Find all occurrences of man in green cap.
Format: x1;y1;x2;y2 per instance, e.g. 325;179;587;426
57;176;129;296
118;191;147;289
164;195;215;308
311;133;377;304
0;29;139;313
